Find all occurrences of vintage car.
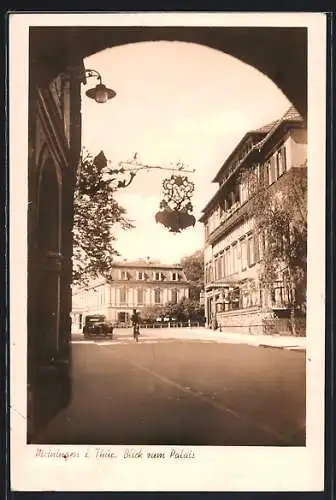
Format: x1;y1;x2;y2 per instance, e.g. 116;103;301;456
83;315;114;338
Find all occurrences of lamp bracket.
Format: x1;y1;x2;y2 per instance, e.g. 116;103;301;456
83;69;102;85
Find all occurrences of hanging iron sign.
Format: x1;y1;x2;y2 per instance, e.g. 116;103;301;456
155;174;196;233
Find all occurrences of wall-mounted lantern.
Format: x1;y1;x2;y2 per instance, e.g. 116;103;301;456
83;69;116;103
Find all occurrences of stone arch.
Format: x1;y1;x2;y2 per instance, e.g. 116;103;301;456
30;26;307;119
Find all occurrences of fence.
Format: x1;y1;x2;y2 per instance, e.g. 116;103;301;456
262;317;306;337
114;321;203;329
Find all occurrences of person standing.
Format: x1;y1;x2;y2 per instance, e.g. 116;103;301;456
131;308;140;342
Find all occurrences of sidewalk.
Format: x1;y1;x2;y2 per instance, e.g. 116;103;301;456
140;327;307;351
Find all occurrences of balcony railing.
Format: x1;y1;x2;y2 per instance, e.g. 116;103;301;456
207;201;242;238
218;143;258;186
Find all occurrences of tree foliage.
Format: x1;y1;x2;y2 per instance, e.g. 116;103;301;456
242;163;307;317
140;297;205;323
180;249;204;300
72;150;134;286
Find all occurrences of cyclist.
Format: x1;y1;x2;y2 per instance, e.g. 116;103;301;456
131;308;140;342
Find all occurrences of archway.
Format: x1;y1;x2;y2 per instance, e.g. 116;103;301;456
27;25;307;439
30;26;307;119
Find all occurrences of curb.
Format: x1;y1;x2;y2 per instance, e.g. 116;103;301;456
71;334;306;351
257;343;306;351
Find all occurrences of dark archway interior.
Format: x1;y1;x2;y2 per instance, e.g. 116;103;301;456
30;26;307;120
38;158;60;252
37;159;61;360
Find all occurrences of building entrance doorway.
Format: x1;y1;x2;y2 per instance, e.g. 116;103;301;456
117;312;130;324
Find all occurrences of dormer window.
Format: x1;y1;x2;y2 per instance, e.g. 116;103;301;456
120;270;128;280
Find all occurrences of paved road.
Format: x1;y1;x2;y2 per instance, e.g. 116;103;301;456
34;335;306;446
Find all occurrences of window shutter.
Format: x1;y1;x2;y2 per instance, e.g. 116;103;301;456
281;146;287;173
259;232;264;260
264;162;270;185
242;239;247;270
221;254;225;278
254;233;260;262
270;157;276;184
276;152;280;178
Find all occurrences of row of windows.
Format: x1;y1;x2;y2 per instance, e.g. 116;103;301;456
204;145;287;239
266;146;287;185
212;285;290;313
208;280;291;316
205;192;240;237
75;288;183;307
120;288;179;305
119;270;180;281
213;289;261;313
245;147;287;194
218;138;257;187
205;231;264;283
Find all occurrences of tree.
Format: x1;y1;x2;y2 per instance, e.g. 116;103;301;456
173;296;205;321
140;305;163;323
180;249;204;300
140;297;205;323
242;162;307;334
72;150;134;286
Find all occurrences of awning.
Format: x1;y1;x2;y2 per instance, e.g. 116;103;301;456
205;276;256;291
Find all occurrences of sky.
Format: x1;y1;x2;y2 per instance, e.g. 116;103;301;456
81;41;290;264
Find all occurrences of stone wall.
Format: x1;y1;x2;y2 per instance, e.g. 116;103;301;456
216;308;306;336
216;308;264;334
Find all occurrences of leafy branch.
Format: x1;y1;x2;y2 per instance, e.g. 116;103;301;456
72;149;134;287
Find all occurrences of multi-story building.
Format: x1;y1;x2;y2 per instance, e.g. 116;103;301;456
71;260;189;331
199;106;307;334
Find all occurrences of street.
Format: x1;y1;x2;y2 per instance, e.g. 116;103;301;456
34;329;306;446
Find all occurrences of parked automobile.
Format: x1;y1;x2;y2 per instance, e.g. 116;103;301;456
83;315;113;338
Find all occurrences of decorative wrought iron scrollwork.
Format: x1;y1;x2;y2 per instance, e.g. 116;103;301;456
155;175;196;233
80;151;196;233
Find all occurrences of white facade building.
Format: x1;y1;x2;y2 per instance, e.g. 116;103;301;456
71;260;189;331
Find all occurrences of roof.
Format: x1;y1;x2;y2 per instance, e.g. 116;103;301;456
112;260;183;269
252;119;279;134
255;105;303;151
282;105;303;121
212;105;303;185
212;131;264;183
200;105;304;219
